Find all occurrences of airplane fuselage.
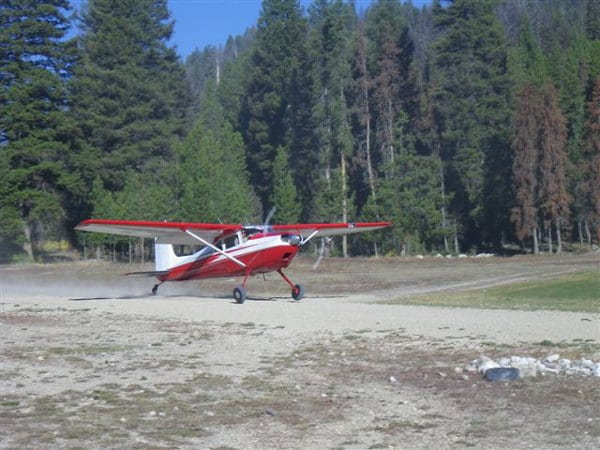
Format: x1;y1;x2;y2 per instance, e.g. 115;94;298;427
159;233;301;282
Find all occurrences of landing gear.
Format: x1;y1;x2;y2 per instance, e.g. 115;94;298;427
291;284;304;301
233;286;246;304
152;282;162;295
278;269;305;301
230;269;304;303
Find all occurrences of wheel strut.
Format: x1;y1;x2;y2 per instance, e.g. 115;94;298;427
277;269;304;301
152;282;163;295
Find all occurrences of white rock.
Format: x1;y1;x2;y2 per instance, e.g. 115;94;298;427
559;359;572;368
445;254;453;259
435;253;443;258
389;376;397;383
149;411;157;417
592;364;600;377
499;357;511;366
580;359;593;368
415;254;424;259
458;254;468;258
511;359;537;378
546;354;560;363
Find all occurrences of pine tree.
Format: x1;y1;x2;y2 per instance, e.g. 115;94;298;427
71;0;190;194
511;82;570;253
309;0;356;227
270;146;301;224
239;0;310;218
432;0;513;250
0;0;79;260
584;77;600;242
176;84;260;224
511;83;541;253
538;83;570;253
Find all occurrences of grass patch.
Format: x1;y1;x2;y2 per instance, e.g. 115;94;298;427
383;271;600;313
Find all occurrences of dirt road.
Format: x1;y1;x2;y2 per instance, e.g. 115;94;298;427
1;253;599;449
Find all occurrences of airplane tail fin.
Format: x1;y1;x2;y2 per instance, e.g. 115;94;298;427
154;240;180;271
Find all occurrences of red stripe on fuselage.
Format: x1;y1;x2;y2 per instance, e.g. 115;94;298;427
159;243;300;282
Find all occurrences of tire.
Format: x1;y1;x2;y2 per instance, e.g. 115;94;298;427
233;286;246;304
291;284;304;301
485;367;520;381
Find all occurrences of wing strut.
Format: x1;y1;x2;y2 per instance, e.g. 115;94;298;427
301;230;319;246
184;229;246;268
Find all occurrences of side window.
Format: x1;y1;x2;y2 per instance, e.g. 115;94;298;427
217;235;239;250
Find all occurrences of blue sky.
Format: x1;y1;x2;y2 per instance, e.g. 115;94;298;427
168;0;386;58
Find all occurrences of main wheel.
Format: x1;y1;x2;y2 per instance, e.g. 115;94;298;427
291;284;304;301
233;286;246;304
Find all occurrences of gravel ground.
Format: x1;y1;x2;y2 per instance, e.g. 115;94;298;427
1;253;599;449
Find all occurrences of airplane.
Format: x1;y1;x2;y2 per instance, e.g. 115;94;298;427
74;219;391;303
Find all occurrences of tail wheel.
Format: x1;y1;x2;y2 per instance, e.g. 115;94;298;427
291;284;304;301
233;286;246;304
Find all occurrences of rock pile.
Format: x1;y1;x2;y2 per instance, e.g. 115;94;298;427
466;354;600;379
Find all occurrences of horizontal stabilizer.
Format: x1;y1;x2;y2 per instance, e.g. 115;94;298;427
125;271;170;278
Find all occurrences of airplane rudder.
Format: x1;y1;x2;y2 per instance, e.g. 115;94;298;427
154;240;179;271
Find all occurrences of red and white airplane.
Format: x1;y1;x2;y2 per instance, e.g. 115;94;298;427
75;219;391;303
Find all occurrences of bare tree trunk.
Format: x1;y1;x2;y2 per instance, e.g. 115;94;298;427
141;238;145;264
556;219;562;254
23;222;34;260
578;220;583;246
453;221;460;254
533;226;539;255
438;151;449;254
357;26;376;205
547;226;553;254
341;153;348;258
584;219;591;247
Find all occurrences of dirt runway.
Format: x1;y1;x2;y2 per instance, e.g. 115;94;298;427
1;253;599;449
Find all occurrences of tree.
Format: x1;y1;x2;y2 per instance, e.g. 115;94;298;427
71;0;190;194
583;77;600;242
538;83;570;253
432;0;513;250
511;83;542;253
176;84;260;224
308;0;356;250
270;146;301;224
239;0;311;218
0;0;80;260
511;82;570;254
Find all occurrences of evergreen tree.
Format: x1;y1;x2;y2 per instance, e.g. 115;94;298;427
0;0;79;260
71;0;190;195
176;84;260;224
538;83;570;253
511;83;541;253
270;146;301;224
308;0;356;229
511;82;570;253
432;0;513;250
239;0;310;218
583;77;600;242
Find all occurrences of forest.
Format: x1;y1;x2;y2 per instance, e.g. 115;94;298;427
1;0;599;263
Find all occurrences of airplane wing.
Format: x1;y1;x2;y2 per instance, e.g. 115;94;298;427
270;222;391;239
75;219;242;245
